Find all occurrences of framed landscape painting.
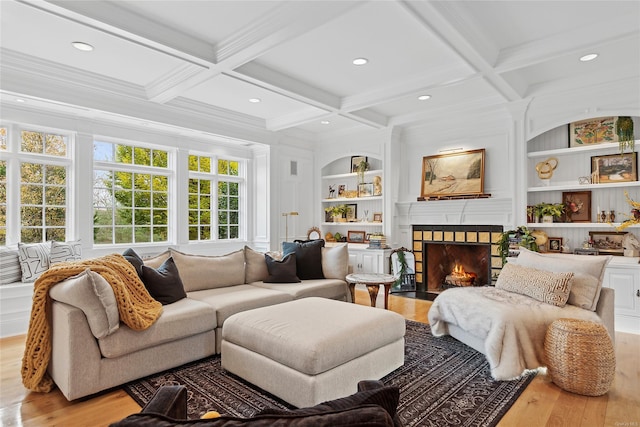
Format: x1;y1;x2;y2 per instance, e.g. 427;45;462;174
591;152;637;184
421;149;485;198
589;231;625;256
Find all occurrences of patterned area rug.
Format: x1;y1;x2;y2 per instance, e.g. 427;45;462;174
124;320;536;426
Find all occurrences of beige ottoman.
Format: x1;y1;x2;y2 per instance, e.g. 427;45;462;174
221;297;406;408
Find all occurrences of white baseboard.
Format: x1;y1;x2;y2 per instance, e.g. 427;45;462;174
615;315;640;335
0;283;33;338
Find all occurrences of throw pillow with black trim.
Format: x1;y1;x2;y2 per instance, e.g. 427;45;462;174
141;256;187;305
282;239;325;280
122;248;144;278
18;242;51;282
49;240;82;264
264;253;300;283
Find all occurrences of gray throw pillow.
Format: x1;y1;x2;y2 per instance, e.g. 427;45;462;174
264;253;300;283
141;257;187;305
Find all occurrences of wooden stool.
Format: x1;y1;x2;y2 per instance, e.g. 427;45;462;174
544;318;615;396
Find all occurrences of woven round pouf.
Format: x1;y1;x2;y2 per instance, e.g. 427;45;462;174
544;318;615;396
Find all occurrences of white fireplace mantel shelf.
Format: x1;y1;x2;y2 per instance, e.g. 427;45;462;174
396;197;514;228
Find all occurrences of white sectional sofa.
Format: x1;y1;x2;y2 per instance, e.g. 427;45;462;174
43;243;350;400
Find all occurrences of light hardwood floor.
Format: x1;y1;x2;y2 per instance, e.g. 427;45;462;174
1;290;638;427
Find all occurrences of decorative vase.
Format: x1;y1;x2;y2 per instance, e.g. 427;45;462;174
600;211;607;223
609;210;615;223
542;215;554;223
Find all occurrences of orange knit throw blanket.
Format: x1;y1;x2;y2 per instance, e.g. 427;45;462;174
21;253;163;393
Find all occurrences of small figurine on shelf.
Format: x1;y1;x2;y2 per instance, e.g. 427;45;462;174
328;184;336;199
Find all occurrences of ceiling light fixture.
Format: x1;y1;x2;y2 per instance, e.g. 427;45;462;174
417;95;431;101
352;58;368;66
15;98;25;103
71;41;94;52
579;53;598;62
248;98;261;103
320;120;330;125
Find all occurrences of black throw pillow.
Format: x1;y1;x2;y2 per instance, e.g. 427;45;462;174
122;248;144;278
264;253;300;283
141;256;187;305
282;239;325;280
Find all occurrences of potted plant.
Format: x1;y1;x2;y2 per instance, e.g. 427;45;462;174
355;160;370;184
324;205;349;222
497;225;539;265
535;202;565;223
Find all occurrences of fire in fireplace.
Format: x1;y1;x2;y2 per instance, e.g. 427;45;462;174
412;225;503;298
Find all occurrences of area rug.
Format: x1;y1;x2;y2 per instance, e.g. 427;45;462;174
124;320;536;426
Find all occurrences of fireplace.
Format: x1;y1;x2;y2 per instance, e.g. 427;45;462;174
412;225;503;295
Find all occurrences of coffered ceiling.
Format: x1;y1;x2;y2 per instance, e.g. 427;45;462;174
1;0;638;140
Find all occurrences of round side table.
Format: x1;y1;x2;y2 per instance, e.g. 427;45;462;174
345;273;396;309
544;318;615;396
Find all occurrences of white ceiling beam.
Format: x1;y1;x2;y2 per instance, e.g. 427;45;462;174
398;0;523;102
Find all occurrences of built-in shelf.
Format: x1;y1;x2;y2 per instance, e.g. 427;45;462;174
527;142;625;158
322;196;383;203
321;169;383;180
528;181;640;192
527;222;635;228
322;222;383;226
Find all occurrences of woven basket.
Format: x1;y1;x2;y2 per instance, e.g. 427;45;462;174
544;318;615;396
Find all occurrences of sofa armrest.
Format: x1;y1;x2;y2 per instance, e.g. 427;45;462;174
596;287;615;343
141;385;187;419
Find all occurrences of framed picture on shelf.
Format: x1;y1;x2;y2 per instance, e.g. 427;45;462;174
569;116;617;147
591;152;637;184
351;156;368;173
421;149;485;198
588;231;625;256
358;182;374;197
337;184;346;197
345;204;357;222
562;190;591;223
548;237;563;253
347;230;366;243
373;212;382;222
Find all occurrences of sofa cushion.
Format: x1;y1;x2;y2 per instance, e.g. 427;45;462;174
321;244;349;280
98;298;216;358
49;268;120;338
187;285;292;326
264;253;300;283
514;247;611;311
496;262;573;307
171;249;245;292
143;250;172;269
142;257;187;305
283;240;325;280
253;278;348;301
123;248;144;277
18;242;51;282
0;247;22;284
244;246;282;283
49;240;82;264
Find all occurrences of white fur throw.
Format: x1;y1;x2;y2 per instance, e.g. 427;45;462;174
428;286;601;380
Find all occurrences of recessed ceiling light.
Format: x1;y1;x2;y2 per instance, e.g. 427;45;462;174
248;98;261;103
352;58;368;66
320;120;330;125
579;53;598;62
71;41;94;52
417;95;431;101
15;98;25;103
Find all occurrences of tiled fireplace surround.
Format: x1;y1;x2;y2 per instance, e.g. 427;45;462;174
412;224;504;293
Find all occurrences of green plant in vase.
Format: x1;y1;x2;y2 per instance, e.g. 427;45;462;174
535;202;565;223
497;226;539;265
356;160;370;184
324;204;349;222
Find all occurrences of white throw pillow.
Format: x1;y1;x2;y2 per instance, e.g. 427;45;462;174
142;250;171;269
496;262;574;307
50;240;82;264
18;242;51;282
0;247;22;284
515;247;611;311
321;244;349;280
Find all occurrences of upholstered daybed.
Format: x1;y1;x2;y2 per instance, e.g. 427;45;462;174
428;248;614;380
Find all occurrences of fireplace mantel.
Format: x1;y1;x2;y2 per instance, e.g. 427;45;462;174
396;197;513;228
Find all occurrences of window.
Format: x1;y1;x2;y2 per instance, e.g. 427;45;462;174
0;127;71;245
188;155;242;241
93;140;170;245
